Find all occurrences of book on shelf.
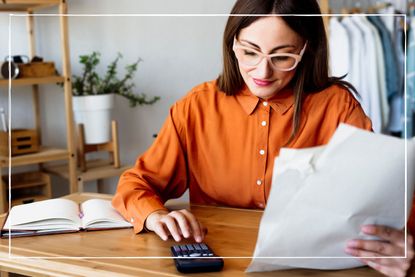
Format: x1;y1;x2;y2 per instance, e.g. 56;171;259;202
1;198;132;238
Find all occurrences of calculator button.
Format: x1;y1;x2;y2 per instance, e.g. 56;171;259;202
171;243;224;273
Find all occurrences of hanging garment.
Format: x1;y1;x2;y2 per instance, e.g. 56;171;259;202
328;17;350;78
378;5;396;34
386;15;406;135
407;17;415;138
341;17;369;117
364;16;389;129
394;16;406;93
368;16;400;102
351;16;383;133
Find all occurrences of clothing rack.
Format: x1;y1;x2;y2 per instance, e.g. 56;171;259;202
321;0;408;14
321;0;412;136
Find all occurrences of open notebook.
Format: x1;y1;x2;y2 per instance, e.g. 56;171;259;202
1;198;132;238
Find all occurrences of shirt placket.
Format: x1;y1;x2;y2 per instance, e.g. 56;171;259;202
254;101;270;209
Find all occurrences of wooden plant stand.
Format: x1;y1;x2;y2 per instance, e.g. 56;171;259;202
77;120;120;172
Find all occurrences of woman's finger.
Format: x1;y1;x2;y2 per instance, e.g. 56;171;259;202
152;221;169;241
160;215;182;242
361;225;404;246
362;259;410;277
358;256;401;267
346;247;412;274
169;211;191;238
345;246;382;258
181;209;203;242
346;239;402;256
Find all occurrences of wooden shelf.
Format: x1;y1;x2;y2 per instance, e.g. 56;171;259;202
0;0;60;12
0;0;77;213
44;159;131;183
9;179;45;189
0;76;65;87
11;195;49;206
3;171;52;209
0;147;69;167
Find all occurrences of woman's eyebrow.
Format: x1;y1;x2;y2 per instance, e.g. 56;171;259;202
240;39;296;52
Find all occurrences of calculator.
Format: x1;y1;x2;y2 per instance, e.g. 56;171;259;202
170;243;224;273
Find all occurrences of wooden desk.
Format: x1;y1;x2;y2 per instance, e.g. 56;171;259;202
0;193;381;276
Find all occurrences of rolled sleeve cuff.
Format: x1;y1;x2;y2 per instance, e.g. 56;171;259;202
128;197;168;234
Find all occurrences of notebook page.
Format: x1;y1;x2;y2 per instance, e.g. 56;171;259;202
4;198;81;230
81;199;132;229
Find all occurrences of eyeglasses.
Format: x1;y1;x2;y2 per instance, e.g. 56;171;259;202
232;38;307;71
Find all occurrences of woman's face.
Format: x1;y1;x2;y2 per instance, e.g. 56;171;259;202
236;16;305;99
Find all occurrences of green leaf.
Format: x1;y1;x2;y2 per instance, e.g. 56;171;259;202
70;52;159;106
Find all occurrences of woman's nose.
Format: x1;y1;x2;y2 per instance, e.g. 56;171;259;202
254;57;273;79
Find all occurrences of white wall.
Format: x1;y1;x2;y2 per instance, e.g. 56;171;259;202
0;0;235;195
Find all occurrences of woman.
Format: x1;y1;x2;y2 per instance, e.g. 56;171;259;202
113;0;413;275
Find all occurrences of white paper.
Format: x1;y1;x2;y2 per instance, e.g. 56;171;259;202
247;124;415;272
4;198;80;230
81;199;132;229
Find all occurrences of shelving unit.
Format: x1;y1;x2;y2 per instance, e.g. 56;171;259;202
3;171;52;206
0;0;77;212
320;0;329;29
45;159;131;193
0;76;65;86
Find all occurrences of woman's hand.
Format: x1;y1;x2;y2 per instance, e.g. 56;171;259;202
145;209;206;242
345;225;414;277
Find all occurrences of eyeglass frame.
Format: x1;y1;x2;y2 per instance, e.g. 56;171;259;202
232;37;308;72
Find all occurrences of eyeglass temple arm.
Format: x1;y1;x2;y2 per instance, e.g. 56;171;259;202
300;41;308;56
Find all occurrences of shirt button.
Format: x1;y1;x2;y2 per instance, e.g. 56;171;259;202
259;149;265;155
130;217;134;223
261;121;267;126
263;102;268;107
256;179;262;185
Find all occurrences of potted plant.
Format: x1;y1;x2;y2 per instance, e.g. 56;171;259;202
71;52;160;144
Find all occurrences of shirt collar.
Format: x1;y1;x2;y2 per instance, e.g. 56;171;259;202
235;85;294;115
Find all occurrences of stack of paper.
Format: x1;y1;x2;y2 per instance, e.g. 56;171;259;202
247;124;415;272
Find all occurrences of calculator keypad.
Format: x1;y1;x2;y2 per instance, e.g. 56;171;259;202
172;243;214;257
171;243;224;273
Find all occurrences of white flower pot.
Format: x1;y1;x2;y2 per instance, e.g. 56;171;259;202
72;94;115;144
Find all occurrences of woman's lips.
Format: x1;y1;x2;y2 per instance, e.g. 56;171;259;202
253;78;274;87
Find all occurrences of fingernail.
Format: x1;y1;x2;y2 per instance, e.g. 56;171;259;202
344;247;355;255
195;236;202;243
361;225;375;234
346;240;358;248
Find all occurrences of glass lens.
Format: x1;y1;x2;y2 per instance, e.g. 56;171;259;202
235;48;261;66
270;56;297;70
235;46;299;70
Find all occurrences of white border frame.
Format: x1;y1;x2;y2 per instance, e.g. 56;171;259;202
4;13;410;261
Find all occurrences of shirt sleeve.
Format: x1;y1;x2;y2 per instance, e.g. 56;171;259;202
112;103;188;233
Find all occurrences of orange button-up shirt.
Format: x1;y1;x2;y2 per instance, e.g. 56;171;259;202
112;80;372;233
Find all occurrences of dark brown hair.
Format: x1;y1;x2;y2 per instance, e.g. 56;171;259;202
217;0;357;144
